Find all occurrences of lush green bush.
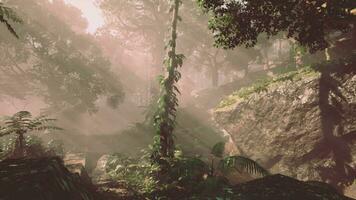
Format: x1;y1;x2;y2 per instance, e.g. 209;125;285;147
105;151;160;194
0;135;64;160
105;142;268;199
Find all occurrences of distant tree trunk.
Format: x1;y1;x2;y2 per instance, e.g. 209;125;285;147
158;0;180;159
278;39;282;57
211;65;218;87
210;50;220;87
13;131;25;158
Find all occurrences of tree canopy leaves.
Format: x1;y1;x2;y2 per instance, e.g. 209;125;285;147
198;0;356;52
0;0;124;113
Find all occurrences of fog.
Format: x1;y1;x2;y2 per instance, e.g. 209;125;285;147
0;0;307;155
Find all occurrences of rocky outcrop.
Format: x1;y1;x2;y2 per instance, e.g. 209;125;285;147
214;59;356;196
232;174;353;200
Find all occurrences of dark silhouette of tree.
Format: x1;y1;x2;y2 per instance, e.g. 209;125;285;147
0;0;124;113
0;2;22;38
300;57;356;192
198;0;355;52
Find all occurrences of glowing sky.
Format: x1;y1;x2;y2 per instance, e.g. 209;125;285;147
63;0;104;34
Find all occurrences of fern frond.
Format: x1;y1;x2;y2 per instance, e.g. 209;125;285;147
32;126;63;131
13;111;31;118
219;156;270;177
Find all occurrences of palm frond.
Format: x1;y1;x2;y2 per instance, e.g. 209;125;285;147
0;111;62;138
34;117;57;123
219;156;270;177
13;111;31;118
0;128;16;137
32;126;63;131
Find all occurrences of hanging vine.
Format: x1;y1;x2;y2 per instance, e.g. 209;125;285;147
153;0;184;160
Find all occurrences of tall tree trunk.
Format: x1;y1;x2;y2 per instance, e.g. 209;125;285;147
211;65;218;87
13;131;25;158
211;50;219;87
156;0;181;159
18;132;24;157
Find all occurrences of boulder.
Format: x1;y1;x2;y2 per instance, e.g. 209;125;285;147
214;59;356;196
63;153;91;183
232;174;354;200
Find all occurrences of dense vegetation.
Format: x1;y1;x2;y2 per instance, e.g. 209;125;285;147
0;0;355;199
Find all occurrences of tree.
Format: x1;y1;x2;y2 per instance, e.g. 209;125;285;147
0;0;124;114
198;0;355;52
0;111;62;158
100;0;171;102
0;2;22;38
153;0;184;160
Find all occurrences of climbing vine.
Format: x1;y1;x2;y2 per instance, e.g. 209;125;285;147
153;0;184;160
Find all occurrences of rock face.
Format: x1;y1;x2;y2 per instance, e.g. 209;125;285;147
232;174;353;200
214;61;356;196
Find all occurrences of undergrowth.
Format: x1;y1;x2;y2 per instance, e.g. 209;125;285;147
105;142;269;199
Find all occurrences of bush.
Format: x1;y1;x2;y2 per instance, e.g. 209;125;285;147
0;135;64;160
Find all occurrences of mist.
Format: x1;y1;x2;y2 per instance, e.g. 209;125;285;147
0;0;354;199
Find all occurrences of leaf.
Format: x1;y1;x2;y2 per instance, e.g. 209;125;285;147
211;142;225;158
219;156;270;177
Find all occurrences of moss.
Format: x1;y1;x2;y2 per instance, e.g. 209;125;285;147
218;67;319;108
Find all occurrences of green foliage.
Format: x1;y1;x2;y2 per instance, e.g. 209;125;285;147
219;156;270;177
210;142;269;178
0;0;124;113
0;2;22;38
1;111;62;136
0;135;63;160
106;152;160;194
0;111;62;157
106;142;269;199
153;0;184;159
198;0;355;52
218;67;320;108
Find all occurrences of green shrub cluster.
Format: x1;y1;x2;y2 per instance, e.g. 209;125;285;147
105;142;268;199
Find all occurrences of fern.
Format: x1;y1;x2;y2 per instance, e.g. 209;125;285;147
219;156;270;177
0;111;62;157
210;142;270;178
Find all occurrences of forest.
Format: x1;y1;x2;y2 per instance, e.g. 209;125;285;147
0;0;355;199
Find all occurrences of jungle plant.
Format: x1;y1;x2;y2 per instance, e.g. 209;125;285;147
106;152;160;194
198;0;355;52
210;142;270;178
0;2;22;37
153;0;184;160
0;111;62;158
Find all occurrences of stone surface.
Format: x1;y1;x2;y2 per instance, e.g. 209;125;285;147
214;63;356;196
232;174;354;200
63;153;92;183
92;154;111;183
